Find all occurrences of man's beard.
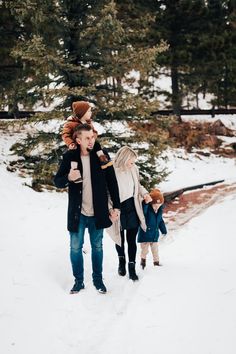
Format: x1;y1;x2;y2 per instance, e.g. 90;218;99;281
86;147;93;152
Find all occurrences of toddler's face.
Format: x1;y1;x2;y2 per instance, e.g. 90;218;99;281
151;200;162;210
83;107;92;122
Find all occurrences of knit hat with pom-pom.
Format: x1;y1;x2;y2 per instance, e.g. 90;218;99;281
150;189;164;204
72;101;90;119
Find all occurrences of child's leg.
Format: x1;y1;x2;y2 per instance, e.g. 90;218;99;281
97;153;113;169
140;243;149;260
150;242;159;263
140;242;149;269
94;143;113;169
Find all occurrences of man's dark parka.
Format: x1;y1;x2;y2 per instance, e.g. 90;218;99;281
54;147;120;231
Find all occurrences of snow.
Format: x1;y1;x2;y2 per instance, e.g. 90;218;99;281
1;121;236;354
182;114;236;131
159;147;236;192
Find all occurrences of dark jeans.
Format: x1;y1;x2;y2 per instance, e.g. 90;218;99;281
115;227;138;262
69;214;103;283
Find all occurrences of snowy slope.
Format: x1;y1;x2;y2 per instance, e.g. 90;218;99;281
1;155;236;354
1;124;236;354
158;147;236;192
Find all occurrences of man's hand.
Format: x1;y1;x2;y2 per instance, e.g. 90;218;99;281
68;161;82;183
109;208;120;222
143;194;152;204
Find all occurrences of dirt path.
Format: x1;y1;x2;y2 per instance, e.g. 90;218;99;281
163;182;236;231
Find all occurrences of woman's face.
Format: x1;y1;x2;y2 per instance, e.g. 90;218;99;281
125;157;136;169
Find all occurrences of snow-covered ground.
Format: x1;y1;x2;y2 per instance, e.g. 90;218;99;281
182;114;236;130
1;120;236;354
158;147;236;192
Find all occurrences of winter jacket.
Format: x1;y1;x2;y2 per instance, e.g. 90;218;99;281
61;115;98;147
106;165;148;246
138;203;167;243
54;146;120;231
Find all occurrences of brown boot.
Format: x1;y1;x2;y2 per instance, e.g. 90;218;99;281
153;261;162;266
98;155;113;169
140;258;146;269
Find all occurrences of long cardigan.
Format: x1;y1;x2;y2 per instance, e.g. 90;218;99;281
54;147;120;231
138;203;167;243
106;164;147;246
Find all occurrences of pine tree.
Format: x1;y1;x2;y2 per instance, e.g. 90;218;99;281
0;0;24;115
5;0;63;112
155;0;207;113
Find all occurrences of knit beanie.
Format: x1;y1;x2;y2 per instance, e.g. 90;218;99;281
150;189;164;204
72;101;90;119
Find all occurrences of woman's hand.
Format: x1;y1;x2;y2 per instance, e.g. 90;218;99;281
109;208;120;222
143;194;152;204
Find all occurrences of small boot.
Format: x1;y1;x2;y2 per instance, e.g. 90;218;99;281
128;262;139;281
140;258;146;269
118;256;126;276
153;261;161;266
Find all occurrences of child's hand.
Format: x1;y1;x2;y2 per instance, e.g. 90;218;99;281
68;142;77;150
143;194;152;204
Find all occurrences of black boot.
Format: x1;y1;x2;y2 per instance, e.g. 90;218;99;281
128;262;139;281
118;256;126;276
154;261;162;266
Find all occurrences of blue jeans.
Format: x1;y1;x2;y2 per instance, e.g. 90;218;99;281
69;214;104;283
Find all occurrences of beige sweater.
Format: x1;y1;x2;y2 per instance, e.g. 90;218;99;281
107;164;147;246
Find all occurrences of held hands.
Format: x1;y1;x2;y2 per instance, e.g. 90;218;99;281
143;193;152;204
109;208;120;222
160;233;170;243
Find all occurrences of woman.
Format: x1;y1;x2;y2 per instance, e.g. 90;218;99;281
108;146;152;281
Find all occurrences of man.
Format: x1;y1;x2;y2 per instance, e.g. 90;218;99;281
54;124;120;294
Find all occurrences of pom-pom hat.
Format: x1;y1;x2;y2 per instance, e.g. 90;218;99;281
72;101;90;119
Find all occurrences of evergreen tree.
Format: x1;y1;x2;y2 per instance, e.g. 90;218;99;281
155;0;207;114
5;0;63;112
206;0;236;108
0;0;24;115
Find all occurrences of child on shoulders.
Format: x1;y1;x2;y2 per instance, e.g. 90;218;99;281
61;101;112;169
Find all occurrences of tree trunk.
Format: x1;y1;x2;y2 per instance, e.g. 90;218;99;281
171;63;181;115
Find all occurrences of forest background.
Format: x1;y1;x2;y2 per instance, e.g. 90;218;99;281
1;0;236;189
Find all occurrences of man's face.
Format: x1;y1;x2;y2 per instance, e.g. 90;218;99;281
76;129;95;151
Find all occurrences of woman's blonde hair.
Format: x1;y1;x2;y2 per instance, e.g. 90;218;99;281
114;146;138;170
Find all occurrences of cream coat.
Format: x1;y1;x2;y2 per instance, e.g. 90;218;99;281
107;164;147;246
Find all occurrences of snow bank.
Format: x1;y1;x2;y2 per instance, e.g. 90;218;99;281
1;160;236;354
159;148;236;192
1;118;236;354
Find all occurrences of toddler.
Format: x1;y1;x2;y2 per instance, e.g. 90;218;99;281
138;188;167;268
62;101;112;169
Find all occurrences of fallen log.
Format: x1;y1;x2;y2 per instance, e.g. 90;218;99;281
163;179;225;203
